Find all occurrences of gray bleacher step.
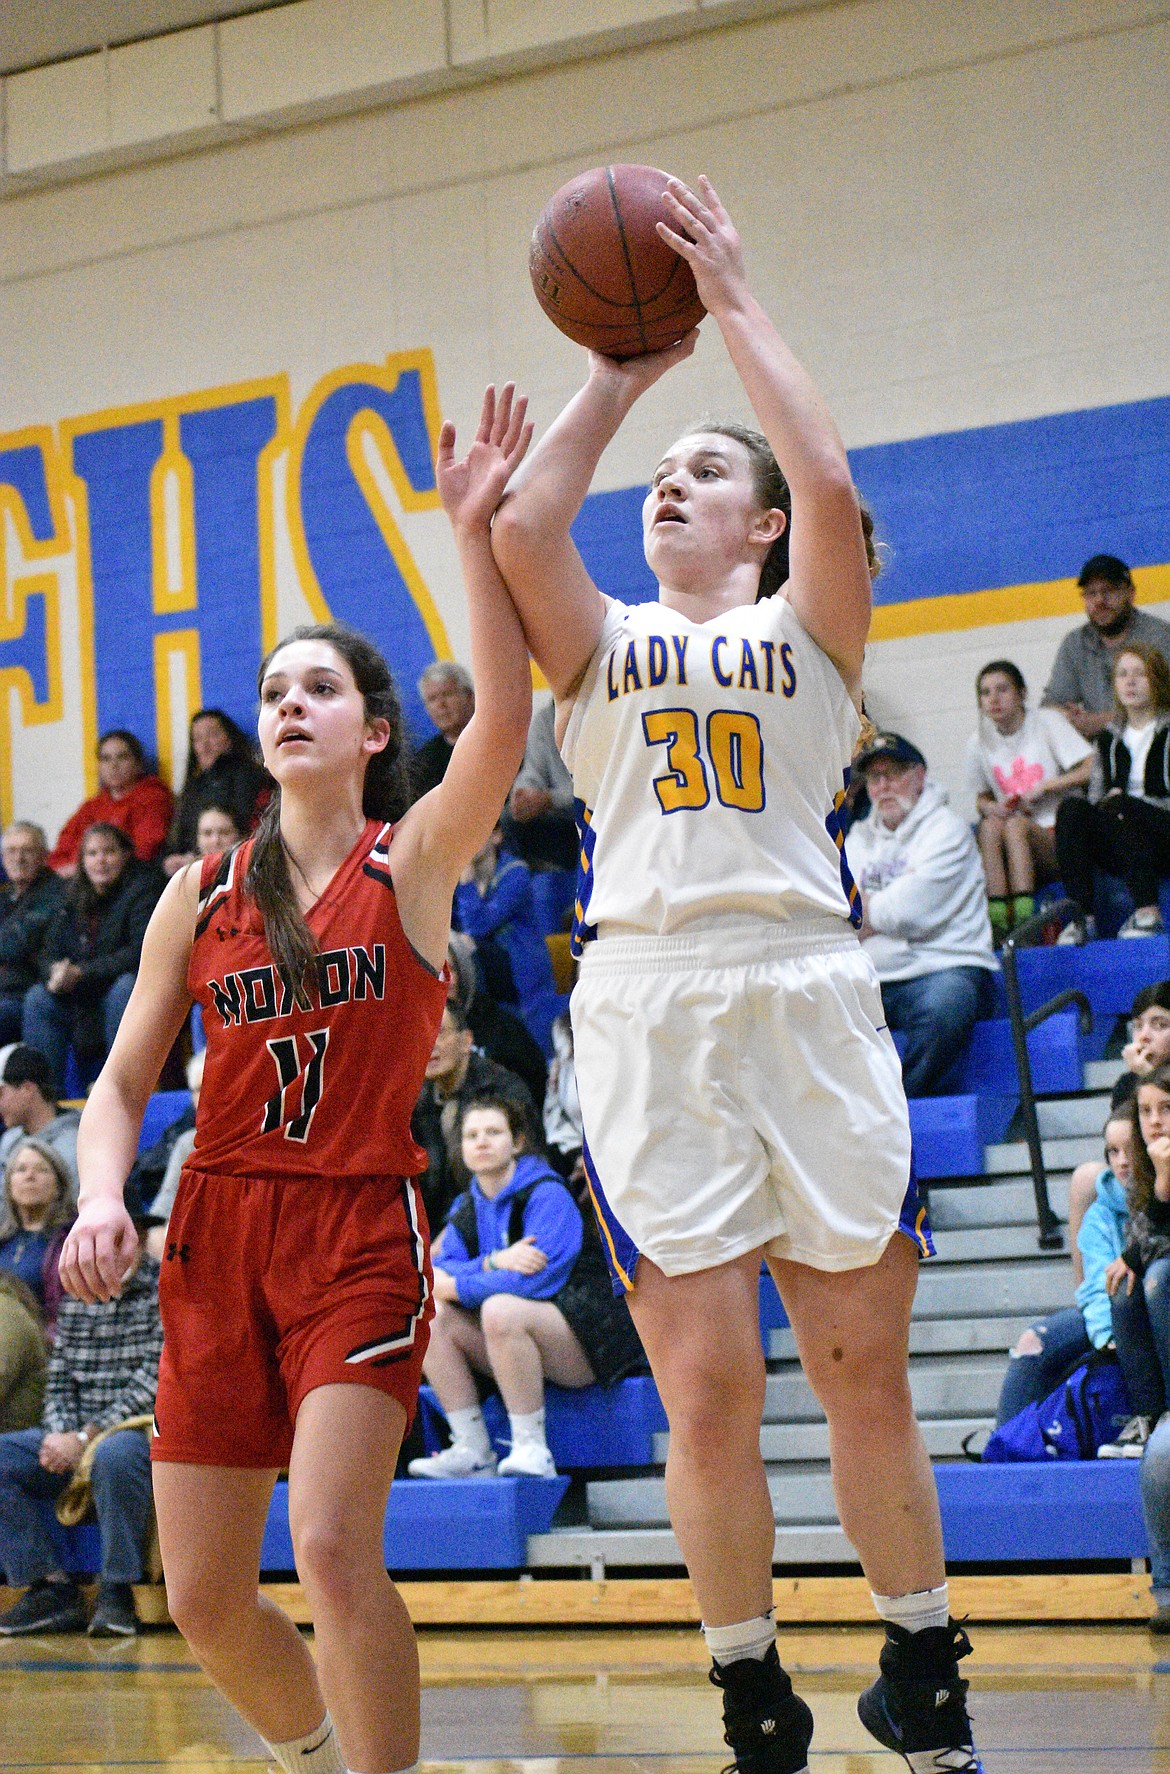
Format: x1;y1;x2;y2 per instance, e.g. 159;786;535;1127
757;1358;1003;1424
770;1314;1031;1361
1085;1058;1125;1091
654;1416;995;1464
910;1257;1073;1318
586;1470;843;1528
929;1224;1070;1262
927;1176;1070;1230
984;1135;1100;1173
525;1523;855;1568
1035;1095;1112;1138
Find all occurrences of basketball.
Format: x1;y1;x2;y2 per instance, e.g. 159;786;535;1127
528;164;706;359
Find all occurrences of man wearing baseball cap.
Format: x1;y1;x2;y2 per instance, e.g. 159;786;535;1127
0;1046;79;1194
845;733;997;1096
1044;555;1170;739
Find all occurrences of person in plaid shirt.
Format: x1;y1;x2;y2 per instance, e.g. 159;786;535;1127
0;1236;161;1638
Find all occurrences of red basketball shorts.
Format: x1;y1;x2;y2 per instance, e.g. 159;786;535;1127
151;1168;433;1467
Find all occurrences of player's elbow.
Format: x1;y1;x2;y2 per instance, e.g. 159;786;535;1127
491;499;547;582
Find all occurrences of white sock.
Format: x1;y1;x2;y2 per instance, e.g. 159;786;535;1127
267;1713;344;1774
347;1766;419;1774
446;1405;492;1458
871;1583;950;1634
507;1407;548;1448
702;1608;776;1665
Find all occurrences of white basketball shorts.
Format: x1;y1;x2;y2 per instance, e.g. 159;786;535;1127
571;918;929;1289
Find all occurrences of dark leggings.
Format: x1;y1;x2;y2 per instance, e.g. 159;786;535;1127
1055;792;1170;913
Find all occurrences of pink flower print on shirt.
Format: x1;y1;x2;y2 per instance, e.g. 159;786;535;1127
993;758;1045;800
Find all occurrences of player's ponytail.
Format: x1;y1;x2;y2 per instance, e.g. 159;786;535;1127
246;621;411;1006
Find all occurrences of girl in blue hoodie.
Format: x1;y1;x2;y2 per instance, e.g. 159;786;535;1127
995;1113;1130;1424
409;1088;644;1479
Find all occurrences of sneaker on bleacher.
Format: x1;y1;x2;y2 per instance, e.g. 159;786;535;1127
1097;1413;1153;1457
407;1441;498;1478
1118;909;1165;938
498;1441;558;1477
1056;914;1096;945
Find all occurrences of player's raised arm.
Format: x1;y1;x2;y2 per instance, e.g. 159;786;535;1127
492;336;696;700
657;175;871;689
394;385;535;955
58;864;199;1304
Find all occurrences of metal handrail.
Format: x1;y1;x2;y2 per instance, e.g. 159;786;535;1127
1000;898;1092;1250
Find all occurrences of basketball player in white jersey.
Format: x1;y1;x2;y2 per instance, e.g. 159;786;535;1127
492;176;982;1774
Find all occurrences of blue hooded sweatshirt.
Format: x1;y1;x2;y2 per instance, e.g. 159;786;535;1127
434;1152;583;1311
1075;1166;1128;1348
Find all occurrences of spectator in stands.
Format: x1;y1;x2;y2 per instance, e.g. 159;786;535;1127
48;732;173;877
194;805;243;857
447;935;548;1112
0;1046;80;1187
995;1112;1130;1424
1098;1065;1170;1457
845;732;997;1096
23;825;162;1094
967;661;1091;943
0;1139;74;1339
0;1230;161;1638
1044;554;1170;740
142;1050;203;1258
543;1012;583;1184
500;700;579;873
411;1002;541;1232
1055;645;1170;939
411;662;475;801
409;1089;646;1479
162;710;266;876
453;824;555;1007
0;1274;46;1434
1066;983;1170;1286
0;826;65;1044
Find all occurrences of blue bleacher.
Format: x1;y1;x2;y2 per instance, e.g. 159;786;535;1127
419;1375;667;1471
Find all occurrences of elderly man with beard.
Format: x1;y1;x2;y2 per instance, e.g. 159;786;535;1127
845;733;997;1098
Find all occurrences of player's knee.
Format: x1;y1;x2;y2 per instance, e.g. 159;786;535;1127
815;1346;911;1420
166;1571;248;1648
291;1513;366;1605
666;1361;764;1450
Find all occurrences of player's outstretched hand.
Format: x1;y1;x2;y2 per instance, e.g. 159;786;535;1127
436;382;534;536
657;174;748;317
59;1197;139;1304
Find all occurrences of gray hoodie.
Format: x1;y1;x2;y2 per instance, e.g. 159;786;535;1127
844;778;997;983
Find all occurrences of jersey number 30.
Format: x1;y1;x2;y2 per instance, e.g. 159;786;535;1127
641;709;765;814
262;1029;329;1142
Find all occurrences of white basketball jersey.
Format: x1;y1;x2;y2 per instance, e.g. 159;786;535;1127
560;595;862;947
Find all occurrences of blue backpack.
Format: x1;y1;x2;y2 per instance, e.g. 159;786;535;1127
982;1351;1131;1462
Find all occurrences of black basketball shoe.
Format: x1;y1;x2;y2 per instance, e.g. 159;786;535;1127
708;1642;814;1774
857;1619;985;1772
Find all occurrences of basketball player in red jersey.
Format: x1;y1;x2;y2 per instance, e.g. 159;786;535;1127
57;385;534;1774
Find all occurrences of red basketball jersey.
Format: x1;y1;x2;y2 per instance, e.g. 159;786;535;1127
187;820;448;1178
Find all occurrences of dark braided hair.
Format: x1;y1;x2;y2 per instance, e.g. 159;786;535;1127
246;622;410;1006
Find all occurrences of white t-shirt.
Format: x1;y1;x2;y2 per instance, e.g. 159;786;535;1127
965;707;1091;829
1124;720;1157;793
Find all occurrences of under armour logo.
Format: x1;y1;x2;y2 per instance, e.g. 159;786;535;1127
760;1719;775;1735
165;1241;191;1263
935;1688;951;1706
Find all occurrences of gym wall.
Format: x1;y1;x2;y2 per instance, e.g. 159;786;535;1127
0;0;1167;836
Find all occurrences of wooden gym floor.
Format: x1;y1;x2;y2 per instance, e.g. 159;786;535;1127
3;1619;1170;1772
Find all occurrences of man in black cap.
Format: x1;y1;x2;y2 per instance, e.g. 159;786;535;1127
0;1045;80;1192
1043;555;1170;739
846;733;997;1096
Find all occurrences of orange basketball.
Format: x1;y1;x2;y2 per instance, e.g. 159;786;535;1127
529;164;706;360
